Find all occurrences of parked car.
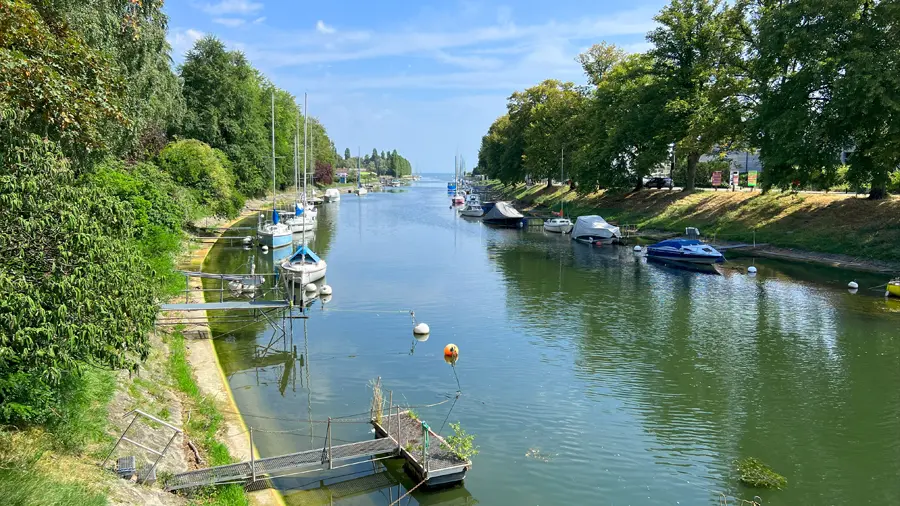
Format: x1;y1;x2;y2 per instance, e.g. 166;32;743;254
644;176;674;189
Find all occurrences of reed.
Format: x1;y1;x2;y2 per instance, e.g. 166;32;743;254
369;377;383;424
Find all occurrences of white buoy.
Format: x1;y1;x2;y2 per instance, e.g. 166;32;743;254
748;266;758;274
243;236;253;244
261;245;269;253
848;288;859;294
633;245;642;252
848;281;859;289
319;285;333;296
413;322;430;336
304;283;317;292
320;294;332;304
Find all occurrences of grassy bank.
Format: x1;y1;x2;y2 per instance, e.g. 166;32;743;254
501;183;900;264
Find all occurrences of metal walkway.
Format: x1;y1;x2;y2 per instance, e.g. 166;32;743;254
160;300;291;311
166;438;398;491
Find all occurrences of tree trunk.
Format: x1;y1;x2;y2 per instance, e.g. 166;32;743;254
868;184;887;200
546;177;553;189
684;151;701;191
569;179;576;191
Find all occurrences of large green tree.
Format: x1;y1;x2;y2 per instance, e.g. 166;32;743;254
647;0;747;190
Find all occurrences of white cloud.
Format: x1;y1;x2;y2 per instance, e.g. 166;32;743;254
316;20;336;34
213;17;246;27
199;0;263;15
169;28;205;58
252;16;266;24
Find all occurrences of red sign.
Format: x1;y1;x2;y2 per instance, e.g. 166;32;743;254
711;171;722;186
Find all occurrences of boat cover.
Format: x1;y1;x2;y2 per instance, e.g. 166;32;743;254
571;215;620;239
288;245;321;264
483;201;523;221
295;203;304;215
273;209;280;224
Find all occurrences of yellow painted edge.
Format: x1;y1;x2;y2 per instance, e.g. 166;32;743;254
189;210;288;506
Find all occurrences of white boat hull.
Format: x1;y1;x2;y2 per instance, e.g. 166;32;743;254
281;260;327;285
460;208;484;217
356;188;368;196
544;222;573;233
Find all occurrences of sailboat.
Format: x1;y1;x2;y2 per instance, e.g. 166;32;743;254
355;147;368;196
544;147;573;234
281;93;327;284
258;91;293;249
286;108;315;233
451;155;465;205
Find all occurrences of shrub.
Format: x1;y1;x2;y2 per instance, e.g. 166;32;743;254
441;422;479;461
0;135;156;424
157;139;244;218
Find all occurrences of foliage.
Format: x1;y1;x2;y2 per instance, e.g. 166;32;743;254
166;329;248;504
0;0;127;168
314;160;334;185
0;468;107;506
335;146;413;176
0;135;156;424
441;422;479;461
156;139;244;218
735;457;787;489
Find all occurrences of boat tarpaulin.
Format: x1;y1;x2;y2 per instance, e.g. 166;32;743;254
483;201;523;221
288;245;321;264
295;203;304;215
273;209;280;224
571;215;620;239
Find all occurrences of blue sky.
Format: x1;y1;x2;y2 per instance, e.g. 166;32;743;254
166;0;667;171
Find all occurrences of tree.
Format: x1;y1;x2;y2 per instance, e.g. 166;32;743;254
156;139;243;217
344;147;351;160
576;43;627;87
647;0;747;190
521;80;588;187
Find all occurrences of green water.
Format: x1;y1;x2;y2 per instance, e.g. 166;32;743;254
202;177;900;505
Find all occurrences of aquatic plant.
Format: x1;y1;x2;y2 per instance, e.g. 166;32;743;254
735;457;787;489
407;408;419;421
369;378;383;424
441;422;479;461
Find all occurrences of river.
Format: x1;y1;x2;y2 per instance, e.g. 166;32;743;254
202;176;900;506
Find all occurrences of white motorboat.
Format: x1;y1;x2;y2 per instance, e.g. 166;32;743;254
280;245;327;284
571;215;620;244
544;217;573;233
324;188;341;202
356;186;368;196
460;203;484;217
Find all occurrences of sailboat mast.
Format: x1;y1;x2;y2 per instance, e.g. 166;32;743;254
561;146;564;217
302;93;308;247
357;146;361;188
271;91;276;215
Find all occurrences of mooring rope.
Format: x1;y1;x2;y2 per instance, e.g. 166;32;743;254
390;478;427;505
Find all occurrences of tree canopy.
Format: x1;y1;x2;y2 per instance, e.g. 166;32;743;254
477;0;900;198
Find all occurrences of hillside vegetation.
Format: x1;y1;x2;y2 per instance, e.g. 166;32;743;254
509;184;900;263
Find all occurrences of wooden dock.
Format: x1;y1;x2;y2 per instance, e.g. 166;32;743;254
164;410;470;492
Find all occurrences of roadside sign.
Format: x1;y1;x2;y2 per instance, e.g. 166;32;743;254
731;171;740;186
711;171;722;186
748;171;758;187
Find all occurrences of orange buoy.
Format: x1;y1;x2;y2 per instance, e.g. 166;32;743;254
443;354;458;365
444;343;459;358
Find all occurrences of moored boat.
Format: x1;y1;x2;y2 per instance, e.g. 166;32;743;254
646;239;724;264
460;203;484;217
544;217;573;234
571;215;620;244
280;244;327;285
258;211;293;249
887;278;900;297
482;201;524;227
324;188;341;202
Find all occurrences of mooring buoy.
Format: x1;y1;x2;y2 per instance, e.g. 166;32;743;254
748;266;758;274
413;322;430;335
319;284;333;295
304;283;317;292
444;343;459;358
633;245;642;252
847;281;859;289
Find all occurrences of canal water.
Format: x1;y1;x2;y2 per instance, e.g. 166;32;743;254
203;177;900;506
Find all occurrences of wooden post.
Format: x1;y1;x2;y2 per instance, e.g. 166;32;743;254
396;404;401;453
327;418;333;470
250;428;255;482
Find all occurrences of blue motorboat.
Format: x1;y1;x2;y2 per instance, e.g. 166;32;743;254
646;239;724;265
